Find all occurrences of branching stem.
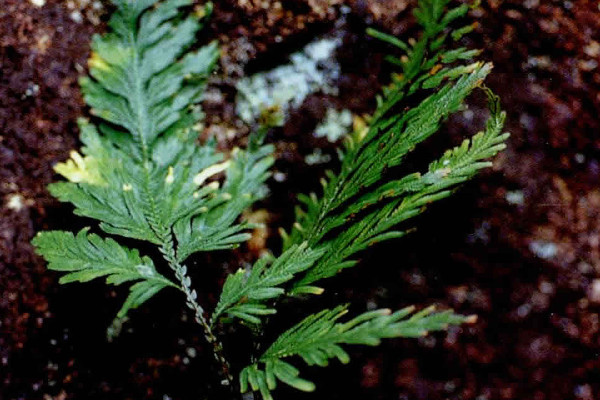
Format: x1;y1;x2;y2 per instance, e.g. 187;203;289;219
125;30;235;392
160;240;235;389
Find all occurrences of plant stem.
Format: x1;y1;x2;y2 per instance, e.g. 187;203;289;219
160;240;235;389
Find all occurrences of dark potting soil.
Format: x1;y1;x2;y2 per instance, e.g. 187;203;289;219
2;0;600;399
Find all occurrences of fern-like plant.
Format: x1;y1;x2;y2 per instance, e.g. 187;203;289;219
33;0;509;399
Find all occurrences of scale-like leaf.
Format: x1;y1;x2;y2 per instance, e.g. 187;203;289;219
34;0;272;337
32;229;178;320
212;243;325;325
240;305;472;400
293;87;508;288
279;0;508;292
174;139;275;262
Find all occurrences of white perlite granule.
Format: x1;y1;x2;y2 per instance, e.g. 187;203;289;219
6;194;25;211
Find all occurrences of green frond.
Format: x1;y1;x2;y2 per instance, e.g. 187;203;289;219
49;0;223;242
173;138;275;262
32;229;178;321
280;0;508;291
49;120;160;243
366;0;478;124
33;0;506;392
212;243;325;325
240;305;472;400
293;86;508;288
35;0;274;337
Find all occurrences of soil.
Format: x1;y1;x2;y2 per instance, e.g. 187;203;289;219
2;0;600;400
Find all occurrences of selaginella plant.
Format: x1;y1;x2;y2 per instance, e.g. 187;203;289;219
32;0;509;399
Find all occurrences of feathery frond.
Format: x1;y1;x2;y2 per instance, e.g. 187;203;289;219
34;0;273;335
293;87;507;288
174;138;275;262
34;0;508;396
32;229;178;320
277;0;508;293
240;305;472;400
232;2;508;397
212;243;325;325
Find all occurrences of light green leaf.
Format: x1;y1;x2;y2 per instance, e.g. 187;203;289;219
174;138;274;262
212;243;325;325
32;229;178;321
240;305;472;399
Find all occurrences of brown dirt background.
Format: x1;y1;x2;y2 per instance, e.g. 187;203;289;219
2;0;600;399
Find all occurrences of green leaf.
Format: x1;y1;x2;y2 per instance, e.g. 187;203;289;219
293;84;508;287
32;229;178;321
281;0;509;289
174;139;275;262
49;121;160;243
240;305;472;399
36;0;230;340
84;1;217;145
49;0;222;245
212;243;325;325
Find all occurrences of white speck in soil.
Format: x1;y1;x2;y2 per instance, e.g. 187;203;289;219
505;190;525;205
529;240;558;259
185;347;197;358
305;148;332;165
313;108;353;143
587;279;600;304
6;193;26;212
444;381;457;392
273;171;286;182
462;109;474;121
70;10;83;23
409;272;425;286
523;0;539;8
419;335;437;348
24;83;40;98
539;280;555;294
519;113;537;131
517;303;531;318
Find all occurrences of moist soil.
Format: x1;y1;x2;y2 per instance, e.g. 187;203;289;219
2;0;600;399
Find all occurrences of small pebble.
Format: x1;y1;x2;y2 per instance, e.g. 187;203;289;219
539;281;555;294
506;190;525;206
273;172;286;182
185;347;197;358
574;384;593;399
529;241;558;260
70;10;83;23
6;193;25;211
587;279;600;303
